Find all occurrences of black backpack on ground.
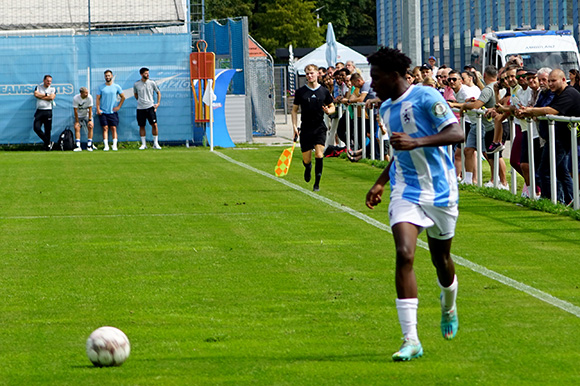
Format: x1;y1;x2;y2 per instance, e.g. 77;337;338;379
54;127;75;151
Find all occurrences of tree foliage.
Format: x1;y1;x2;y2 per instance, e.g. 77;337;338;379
251;0;323;54
204;0;376;55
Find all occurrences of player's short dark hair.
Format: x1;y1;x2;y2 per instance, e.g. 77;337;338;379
104;69;113;75
43;75;52;80
140;67;149;75
367;47;412;77
448;69;461;78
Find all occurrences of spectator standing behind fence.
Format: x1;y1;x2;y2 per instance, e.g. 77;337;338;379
460;65;498;185
345;60;361;76
96;70;125;151
448;70;481;182
365;47;463;362
515;69;542;197
428;56;438;80
488;65;519;155
133;67;161;150
519;69;580;204
33;75;56;151
292;64;335;192
72;87;94;152
529;68;554;197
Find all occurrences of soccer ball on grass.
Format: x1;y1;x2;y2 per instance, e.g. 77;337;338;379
86;326;131;367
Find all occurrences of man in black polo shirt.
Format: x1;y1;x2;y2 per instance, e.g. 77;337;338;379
519;68;580;204
292;64;335;191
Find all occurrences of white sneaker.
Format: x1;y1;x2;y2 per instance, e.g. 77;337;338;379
139;144;147;150
73;147;82;152
153;143;162;150
499;183;510;191
112;144;118;151
103;145;110;151
484;181;494;188
87;145;94;152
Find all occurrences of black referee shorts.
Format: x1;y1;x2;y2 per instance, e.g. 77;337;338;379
300;126;327;152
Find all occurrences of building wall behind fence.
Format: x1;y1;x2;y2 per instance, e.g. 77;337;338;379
377;0;580;69
0;33;192;145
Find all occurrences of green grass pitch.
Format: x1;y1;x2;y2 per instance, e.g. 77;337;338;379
1;146;580;385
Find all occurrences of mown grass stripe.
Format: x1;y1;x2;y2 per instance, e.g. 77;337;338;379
216;150;580;318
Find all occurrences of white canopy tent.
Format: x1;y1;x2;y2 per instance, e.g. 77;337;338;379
293;42;370;79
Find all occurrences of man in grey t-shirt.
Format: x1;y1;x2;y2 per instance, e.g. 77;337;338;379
461;65;501;185
133;67;161;149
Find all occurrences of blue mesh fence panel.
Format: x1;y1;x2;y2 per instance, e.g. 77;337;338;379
0;33;192;145
229;19;246;95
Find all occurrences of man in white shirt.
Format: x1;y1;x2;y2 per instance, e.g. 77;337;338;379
72;87;94;151
33;75;56;150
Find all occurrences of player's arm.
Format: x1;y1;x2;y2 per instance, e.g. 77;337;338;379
390;122;464;151
461;99;484;112
322;102;335;116
74;108;79;124
154;89;161;110
365;158;394;209
114;92;125;112
96;95;102;115
291;104;300;139
34;88;53;100
518;105;559;117
88;106;93;121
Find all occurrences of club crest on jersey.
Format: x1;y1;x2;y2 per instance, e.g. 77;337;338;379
432;102;448;117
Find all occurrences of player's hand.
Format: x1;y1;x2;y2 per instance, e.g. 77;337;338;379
390;132;417;151
366;184;384;209
293;128;299;142
113;106;120;112
154;103;159;111
97;108;102;115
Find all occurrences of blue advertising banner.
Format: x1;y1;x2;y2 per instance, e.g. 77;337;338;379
0;33;192;144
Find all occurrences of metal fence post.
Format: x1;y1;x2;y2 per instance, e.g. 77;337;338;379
528;119;537;200
548;119;557;204
476;112;483;187
369;106;376;161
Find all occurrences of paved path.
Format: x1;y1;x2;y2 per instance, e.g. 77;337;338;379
252;112;295;146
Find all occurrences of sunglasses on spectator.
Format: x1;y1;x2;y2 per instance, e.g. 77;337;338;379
436;75;445;78
448;78;459;82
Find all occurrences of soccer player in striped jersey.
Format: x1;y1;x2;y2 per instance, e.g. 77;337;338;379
365;47;464;362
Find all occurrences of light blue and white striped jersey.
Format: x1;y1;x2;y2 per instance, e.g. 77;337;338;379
380;85;459;207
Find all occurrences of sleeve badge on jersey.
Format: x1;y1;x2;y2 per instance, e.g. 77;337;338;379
432;101;449;118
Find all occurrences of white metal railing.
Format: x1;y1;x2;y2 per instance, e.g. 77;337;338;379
331;103;579;210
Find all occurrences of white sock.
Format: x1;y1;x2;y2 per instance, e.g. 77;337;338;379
396;298;419;341
438;275;458;312
153;135;159;146
464;172;473;184
113;139;118;146
141;136;146;146
75;139;81;148
87;139;92;147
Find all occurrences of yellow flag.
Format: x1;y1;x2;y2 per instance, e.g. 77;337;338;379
274;142;296;177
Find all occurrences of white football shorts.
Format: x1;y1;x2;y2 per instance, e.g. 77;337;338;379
388;198;458;240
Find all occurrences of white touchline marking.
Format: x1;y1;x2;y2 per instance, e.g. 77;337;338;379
216;151;580;318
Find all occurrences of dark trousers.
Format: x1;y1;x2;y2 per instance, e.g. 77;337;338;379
33;109;53;147
538;140;574;204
